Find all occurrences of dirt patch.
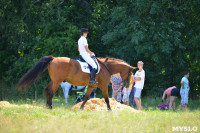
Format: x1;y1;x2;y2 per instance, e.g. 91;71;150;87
71;98;139;112
0;101;40;109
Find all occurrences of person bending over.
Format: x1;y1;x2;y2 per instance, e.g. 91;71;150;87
162;86;180;111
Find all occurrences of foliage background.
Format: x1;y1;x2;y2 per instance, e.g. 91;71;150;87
0;0;199;100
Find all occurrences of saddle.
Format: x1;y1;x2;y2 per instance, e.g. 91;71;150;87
74;55;100;74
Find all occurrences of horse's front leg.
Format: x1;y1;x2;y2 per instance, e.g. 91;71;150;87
101;86;111;110
80;86;94;109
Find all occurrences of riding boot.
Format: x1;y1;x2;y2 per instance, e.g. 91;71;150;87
89;68;98;84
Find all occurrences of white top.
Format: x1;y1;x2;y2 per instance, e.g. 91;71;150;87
134;69;145;89
78;36;88;55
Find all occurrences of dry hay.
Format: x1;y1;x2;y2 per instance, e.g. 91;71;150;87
0;101;40;109
0;101;11;107
71;98;139;112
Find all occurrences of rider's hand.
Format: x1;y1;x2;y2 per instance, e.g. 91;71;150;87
91;52;95;56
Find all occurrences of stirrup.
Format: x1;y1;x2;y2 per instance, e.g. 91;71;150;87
89;80;98;85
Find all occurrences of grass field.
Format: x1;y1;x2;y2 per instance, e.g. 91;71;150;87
0;97;199;133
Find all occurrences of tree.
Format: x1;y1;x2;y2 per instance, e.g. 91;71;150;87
101;0;200;98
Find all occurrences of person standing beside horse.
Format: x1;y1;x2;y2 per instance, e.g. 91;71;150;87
111;73;123;102
122;74;134;105
130;85;136;107
60;81;85;104
60;82;71;104
78;28;97;85
180;71;190;109
133;61;145;110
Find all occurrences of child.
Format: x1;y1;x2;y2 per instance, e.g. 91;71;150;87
162;86;180;111
122;74;134;105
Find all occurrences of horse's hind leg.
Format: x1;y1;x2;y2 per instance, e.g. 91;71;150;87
45;82;53;109
45;82;59;109
80;86;94;109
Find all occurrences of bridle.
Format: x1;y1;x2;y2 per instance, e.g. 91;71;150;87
121;67;132;88
96;57;111;75
100;57;132;87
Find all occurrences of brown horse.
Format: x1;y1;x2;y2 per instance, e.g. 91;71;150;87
16;56;136;110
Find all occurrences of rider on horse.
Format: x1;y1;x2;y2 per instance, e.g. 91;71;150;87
78;28;98;85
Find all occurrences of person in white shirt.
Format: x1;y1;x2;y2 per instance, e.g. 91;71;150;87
133;61;145;110
78;28;97;84
60;82;71;104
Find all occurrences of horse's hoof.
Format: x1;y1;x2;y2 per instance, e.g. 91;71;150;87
46;104;52;109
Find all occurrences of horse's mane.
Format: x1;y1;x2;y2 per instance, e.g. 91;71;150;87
98;57;130;66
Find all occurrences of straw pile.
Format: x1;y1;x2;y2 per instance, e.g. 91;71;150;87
0;101;11;107
71;98;139;112
0;101;40;109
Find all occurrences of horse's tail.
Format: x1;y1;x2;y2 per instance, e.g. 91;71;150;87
16;56;54;91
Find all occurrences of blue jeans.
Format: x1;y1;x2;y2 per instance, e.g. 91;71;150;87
134;88;142;98
130;89;136;107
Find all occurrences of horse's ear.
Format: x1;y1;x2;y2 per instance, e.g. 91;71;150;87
131;66;137;71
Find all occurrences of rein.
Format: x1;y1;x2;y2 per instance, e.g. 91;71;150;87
104;57;132;88
122;67;131;88
96;57;111;75
97;57;132;87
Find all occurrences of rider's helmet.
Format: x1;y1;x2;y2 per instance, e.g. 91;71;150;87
80;28;89;35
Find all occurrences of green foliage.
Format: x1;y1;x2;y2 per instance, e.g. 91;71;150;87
101;0;200;99
0;0;199;100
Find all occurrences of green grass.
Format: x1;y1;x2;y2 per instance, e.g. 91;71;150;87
0;97;199;133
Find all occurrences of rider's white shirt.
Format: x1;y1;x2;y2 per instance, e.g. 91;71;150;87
78;36;88;55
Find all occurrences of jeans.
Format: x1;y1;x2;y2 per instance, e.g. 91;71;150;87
122;87;132;102
130;89;136;107
134;88;142;98
112;91;122;102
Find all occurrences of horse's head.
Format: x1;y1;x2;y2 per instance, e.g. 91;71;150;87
120;66;137;88
101;57;137;88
